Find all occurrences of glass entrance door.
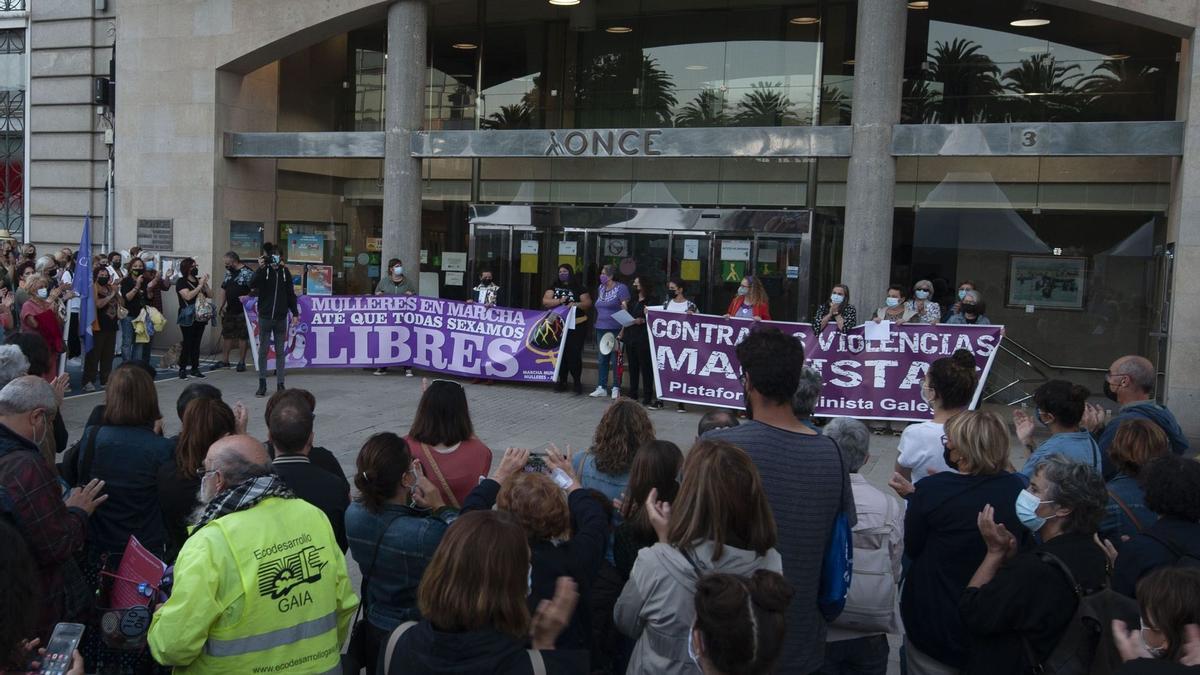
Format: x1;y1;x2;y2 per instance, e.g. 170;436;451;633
471;225;512;305
592;232;671;299
713;235;756;317
670;234;712;312
753;236;808;323
510;227;548;310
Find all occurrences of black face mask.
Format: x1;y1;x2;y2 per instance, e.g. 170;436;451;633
98;276;109;286
943;445;961;472
481;277;493;285
1103;379;1119;402
961;304;978;314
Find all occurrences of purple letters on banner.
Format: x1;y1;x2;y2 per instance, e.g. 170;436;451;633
242;295;575;382
646;309;1003;422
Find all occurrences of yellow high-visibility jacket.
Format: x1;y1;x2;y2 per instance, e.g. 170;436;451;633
148;497;358;674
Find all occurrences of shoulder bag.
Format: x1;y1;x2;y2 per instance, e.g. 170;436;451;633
818;439;853;621
342;514;400;673
1106;489;1145;534
418;443;461;510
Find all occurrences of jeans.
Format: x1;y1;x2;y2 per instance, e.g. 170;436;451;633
180;321;205;371
258;317;289;386
595;328;617;389
820;635;890;675
624;337;654;403
120;316;150;364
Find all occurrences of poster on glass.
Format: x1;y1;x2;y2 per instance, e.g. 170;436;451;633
287;233;326;264
306;265;334;296
1007;255;1087;310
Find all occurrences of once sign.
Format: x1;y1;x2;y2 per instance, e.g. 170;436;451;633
545;129;663;157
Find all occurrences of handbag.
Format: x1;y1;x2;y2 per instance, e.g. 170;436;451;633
342;515;400;674
177;303;195;327
195;292;215;322
818;439;853;621
418;444;461;509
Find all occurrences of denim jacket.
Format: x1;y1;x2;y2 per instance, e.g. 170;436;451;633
1100;473;1158;548
572;452;628;564
344;501;458;631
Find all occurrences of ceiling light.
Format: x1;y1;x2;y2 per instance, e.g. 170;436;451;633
907;1;929;8
685;65;708;71
789;16;820;25
1011;2;1050;27
451;42;477;50
1105;53;1130;61
605;26;633;33
548;0;580;5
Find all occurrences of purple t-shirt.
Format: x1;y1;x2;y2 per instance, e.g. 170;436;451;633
594;282;631;329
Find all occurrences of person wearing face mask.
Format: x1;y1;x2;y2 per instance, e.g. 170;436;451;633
891;351;976;478
889;411;1029;675
213;251;253;373
175;257;212;380
119;257;152;364
661;278;698;412
946;290;991;325
689;571;794;675
944;281;977;322
1012;380;1100;479
372;258;416;376
907;280;941;326
345;432;457;673
725;275;771;321
470;269;500;307
543;264;592;395
1084;355;1189;480
812;283;857;335
961;454;1120;675
251;242;301;397
592;265;630;399
80;265;121;392
620;275;657;407
1113;567;1200;672
105;251;124;283
873;284;918;324
19;276;64;378
0;376;108;642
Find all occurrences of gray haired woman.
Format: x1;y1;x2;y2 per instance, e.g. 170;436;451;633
959;455;1123;674
947;290;991;326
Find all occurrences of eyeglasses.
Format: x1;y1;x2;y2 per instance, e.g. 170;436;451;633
196;467;219;479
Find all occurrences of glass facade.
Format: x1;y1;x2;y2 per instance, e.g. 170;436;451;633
253;0;1182;370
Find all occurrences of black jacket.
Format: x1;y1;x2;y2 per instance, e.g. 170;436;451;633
156;460;200;563
251;263;299;321
383;621;587;675
272;455;351;551
265;441;348;491
462;479;608;652
960;532;1112;675
1113;517;1200;598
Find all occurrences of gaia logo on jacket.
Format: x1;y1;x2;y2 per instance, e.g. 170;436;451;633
257;545;327;600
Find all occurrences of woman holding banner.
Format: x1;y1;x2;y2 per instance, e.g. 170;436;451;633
725;275;771;321
544;263;592;395
812;283;857;335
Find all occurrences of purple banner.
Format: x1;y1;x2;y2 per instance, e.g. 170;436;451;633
242;296;574;382
647;309;1003;422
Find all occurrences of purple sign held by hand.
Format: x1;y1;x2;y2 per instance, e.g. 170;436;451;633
243;295;574;382
646;309;1004;422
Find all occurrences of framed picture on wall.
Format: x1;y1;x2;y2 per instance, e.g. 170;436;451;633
1006;255;1087;310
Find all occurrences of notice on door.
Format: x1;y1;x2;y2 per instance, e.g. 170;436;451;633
720;240;751;261
681;260;701;281
558;240;579;269
683;240;699;260
442;252;467;272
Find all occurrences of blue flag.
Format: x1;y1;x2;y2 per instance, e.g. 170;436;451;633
73;216;96;354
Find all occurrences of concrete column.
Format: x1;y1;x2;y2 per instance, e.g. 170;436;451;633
1164;32;1200;445
383;0;429;292
838;0;907;306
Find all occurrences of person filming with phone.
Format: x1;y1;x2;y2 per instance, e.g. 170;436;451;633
250;242;300;398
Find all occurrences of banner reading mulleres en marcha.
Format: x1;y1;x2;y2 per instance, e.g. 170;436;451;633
242;295;575;382
646;309;1004;422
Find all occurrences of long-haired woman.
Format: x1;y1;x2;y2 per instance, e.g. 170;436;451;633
158;397;237;562
404;379;492;507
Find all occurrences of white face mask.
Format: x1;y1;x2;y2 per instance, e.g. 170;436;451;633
35;288;48;299
393;265;404;276
830;293;844;304
915;289;931;300
885;297;901;308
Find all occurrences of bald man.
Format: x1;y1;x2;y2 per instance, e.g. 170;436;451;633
1091;355;1189;478
148;434;358;674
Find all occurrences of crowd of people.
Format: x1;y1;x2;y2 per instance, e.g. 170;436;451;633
0;312;1195;675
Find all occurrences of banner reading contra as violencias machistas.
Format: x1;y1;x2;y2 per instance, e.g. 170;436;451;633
647;309;1003;422
242;295;574;383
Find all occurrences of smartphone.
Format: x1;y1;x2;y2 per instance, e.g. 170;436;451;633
524;443;554;473
40;622;84;675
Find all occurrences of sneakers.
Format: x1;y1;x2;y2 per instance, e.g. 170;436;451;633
82;382;95;393
210;361;229;371
404;369;413;377
611;387;620;400
373;368;387;376
190;369;206;379
255;382;267;398
236;362;246;372
677;403;686;413
589;386;607;398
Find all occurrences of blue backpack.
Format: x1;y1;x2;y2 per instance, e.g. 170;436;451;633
818;440;853;621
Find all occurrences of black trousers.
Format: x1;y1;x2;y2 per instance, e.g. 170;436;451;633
624;338;655;403
559;323;586;385
180;321;205;370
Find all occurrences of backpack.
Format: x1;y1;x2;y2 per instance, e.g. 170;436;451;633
1143;532;1200;569
833;495;899;634
1022;552;1139;675
818;439;853;621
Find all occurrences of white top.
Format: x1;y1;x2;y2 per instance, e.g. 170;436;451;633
61;269;81;312
896;420;951;483
665;299;691;313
